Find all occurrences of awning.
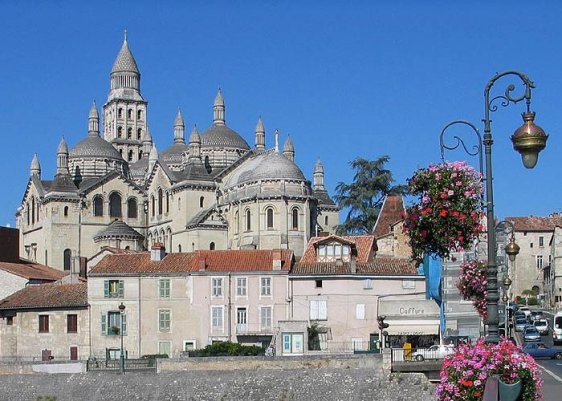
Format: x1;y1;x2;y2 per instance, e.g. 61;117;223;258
385;323;440;336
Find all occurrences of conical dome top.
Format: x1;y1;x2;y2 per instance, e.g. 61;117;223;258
57;137;68;154
314;159;324;173
149;144;159;161
30;153;41;176
214;88;224;106
174;109;184;127
284;135;294;152
189;125;201;143
89;100;99;119
255;116;265;133
111;32;139;74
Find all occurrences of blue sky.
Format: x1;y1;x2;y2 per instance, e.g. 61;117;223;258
1;0;561;228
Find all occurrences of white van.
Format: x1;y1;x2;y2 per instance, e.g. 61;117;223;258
553;312;562;345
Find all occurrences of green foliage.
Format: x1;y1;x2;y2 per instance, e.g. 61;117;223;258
527;297;538;306
334;156;407;235
36;397;57;401
307;323;321;351
188;341;265;357
141;353;169;367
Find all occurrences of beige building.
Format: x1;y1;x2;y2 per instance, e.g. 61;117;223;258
0;283;89;361
87;246;293;358
16;36;339;271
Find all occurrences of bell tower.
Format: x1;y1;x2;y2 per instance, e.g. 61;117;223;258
103;31;148;163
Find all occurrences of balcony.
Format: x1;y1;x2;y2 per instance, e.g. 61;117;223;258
235;324;274;336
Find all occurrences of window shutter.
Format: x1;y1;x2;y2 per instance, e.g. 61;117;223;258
319;301;327;320
118;280;124;298
122;314;127;335
101;314;107;335
356;304;365;320
103;280;109;298
310;301;318;320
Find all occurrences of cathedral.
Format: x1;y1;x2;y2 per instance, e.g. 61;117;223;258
16;35;340;271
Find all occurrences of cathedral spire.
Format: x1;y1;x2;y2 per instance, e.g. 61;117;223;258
30;153;41;177
174;108;185;144
88;100;100;136
142;130;153;157
283;135;294;162
56;137;70;175
313;159;325;191
188;125;202;161
255;116;265;151
110;31;140;93
213;88;225;126
148;143;158;172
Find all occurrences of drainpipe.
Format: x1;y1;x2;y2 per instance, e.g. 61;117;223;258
228;273;232;341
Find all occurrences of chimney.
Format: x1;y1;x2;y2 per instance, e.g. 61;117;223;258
198;257;206;271
151;243;166;262
272;250;282;270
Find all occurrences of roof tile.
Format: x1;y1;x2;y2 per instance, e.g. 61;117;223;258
0;283;87;310
505;215;562;232
0;260;66;281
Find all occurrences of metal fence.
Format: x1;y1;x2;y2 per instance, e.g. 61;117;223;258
86;357;156;372
308;341;380;355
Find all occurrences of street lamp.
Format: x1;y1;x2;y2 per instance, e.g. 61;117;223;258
118;302;126;374
440;71;547;344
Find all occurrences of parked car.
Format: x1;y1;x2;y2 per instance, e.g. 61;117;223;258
515;318;527;332
522;342;562;359
411;345;455;362
554;312;562;345
530;310;544;322
523;326;541;342
533;319;549;335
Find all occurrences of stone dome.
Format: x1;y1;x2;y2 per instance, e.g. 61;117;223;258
161;143;189;164
94;219;144;242
201;125;250;150
226;150;306;188
69;136;124;160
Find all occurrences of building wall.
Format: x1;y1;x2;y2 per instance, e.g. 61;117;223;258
511;230;550;297
0;270;28;300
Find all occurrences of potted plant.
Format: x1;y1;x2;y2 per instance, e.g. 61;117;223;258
403;161;484;262
435;338;543;401
456;260;487;319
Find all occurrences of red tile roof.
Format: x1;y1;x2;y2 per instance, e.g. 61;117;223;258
89;249;294;275
373;195;405;238
292;257;418;275
0;283;87;310
505;215;562;232
0;260;66;281
300;235;376;264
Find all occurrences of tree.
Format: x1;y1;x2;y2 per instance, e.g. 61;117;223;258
334;156;407;235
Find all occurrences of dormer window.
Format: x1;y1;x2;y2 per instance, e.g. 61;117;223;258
317;242;351;262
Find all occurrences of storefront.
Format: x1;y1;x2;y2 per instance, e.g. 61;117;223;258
378;299;441;348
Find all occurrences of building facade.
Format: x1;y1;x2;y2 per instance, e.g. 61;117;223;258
16;36;339;271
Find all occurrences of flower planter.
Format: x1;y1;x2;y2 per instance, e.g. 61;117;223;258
499;380;522;401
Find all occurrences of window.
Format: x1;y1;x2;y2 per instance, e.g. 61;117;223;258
70;346;78;361
317;243;351;262
109;193;122;218
199;196;204;208
356;304;365;320
324;216;328;226
63;249;72;271
178;244;182;252
212;278;223;297
159;310;171;332
210;242;215;250
118;108;123;118
260;277;271;296
127;198;138;219
315;280;323;288
159;279;170;298
183;340;196;352
530;243;534;248
31;197;35;224
246;209;251;231
402;280;415;289
7;316;13;326
64;206;69;217
282;333;304;355
266;208;274;229
151;195;155;217
137;128;142;139
237;277;247;296
128;150;133;161
104;280;124;298
39;315;49;333
166;193;169;213
93;196;103;216
117;126;123;138
158;189;163;215
67;314;78;333
536;255;543;269
310;300;327;320
211;306;223;330
260;306;272;330
137;110;142;120
292;208;299;230
363;279;373;289
236;307;247;330
128;109;133;119
158;341;171;357
539;236;544;247
102;311;127;336
234;211;239;234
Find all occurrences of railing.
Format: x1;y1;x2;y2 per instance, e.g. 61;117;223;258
391;347;451;363
235;324;274;335
308;341;380;355
86;357;156;372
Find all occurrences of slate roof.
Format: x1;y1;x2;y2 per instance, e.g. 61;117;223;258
201;124;250;150
505;215;562;232
0;283;87;310
373;195;405;238
0;260;66;281
89;249;293;275
94;220;144;241
70;135;124;160
161;142;189;164
111;39;139;73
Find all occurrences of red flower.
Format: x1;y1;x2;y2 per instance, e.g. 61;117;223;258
439;209;448;217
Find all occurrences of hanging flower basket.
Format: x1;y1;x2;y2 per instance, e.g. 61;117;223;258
456;260;488;320
436;338;543;401
403;161;484;261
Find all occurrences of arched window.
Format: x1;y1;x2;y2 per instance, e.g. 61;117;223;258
117;126;122;138
246;209;251;231
199;196;204;208
210;242;215;250
118;108;123;118
36;202;40;222
137;110;142;119
151;195;155;217
138;150;143;159
128;150;133;161
324;216;329;226
292;208;299;230
137;128;142;139
127;127;132;139
31;197;35;224
128;109;133;119
266;208;274;229
93;196;103;216
64;206;69;217
166;192;169;213
234;211;239;234
127;198;138;219
63;249;71;271
26;202;30;225
109;193;122;218
158;189;163;215
45;250;48;266
178;244;182;252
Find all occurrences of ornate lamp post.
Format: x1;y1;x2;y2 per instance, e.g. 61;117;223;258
440;71;547;343
118;302;126;373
